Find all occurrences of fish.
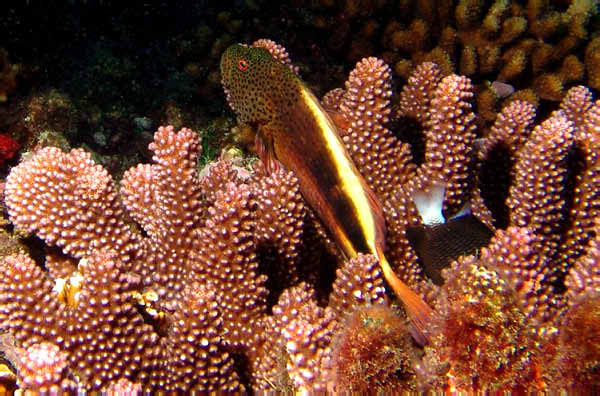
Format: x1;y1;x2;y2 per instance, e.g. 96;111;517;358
408;183;494;285
221;43;434;343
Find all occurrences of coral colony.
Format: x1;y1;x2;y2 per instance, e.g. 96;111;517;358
0;35;598;393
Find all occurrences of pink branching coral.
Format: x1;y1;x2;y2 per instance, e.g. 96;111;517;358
323;46;600;391
0;125;399;393
15;342;72;393
0;38;599;393
1;127;262;392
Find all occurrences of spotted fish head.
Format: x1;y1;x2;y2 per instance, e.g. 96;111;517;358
220;44;300;125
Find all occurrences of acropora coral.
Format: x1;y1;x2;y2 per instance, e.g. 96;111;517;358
0;39;598;393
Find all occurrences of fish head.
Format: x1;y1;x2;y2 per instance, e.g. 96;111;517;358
220;44;299;125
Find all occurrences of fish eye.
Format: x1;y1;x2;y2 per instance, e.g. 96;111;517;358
237;59;249;71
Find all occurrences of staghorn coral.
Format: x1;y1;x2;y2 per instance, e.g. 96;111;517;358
357;0;600;128
388;1;597;88
330;47;600;391
1;37;599;392
225;40;600;391
270;283;336;393
507;111;574;261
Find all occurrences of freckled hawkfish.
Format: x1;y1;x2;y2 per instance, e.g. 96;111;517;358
221;43;434;343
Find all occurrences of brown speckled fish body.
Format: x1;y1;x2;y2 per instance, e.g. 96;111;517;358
221;44;384;259
221;44;433;343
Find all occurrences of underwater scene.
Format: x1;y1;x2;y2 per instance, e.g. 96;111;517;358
0;0;599;393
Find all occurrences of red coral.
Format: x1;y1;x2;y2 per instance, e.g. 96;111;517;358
0;134;19;166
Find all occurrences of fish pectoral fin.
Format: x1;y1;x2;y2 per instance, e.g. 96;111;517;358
255;128;282;175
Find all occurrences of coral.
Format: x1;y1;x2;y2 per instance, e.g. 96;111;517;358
251;39;300;74
585;36;600;89
550;296;600;390
328;253;387;316
329;305;419;393
270;283;336;393
1;36;600;392
337;56;415;201
14;342;73;393
0;127;254;392
249;162;306;294
6;145;139;262
418;73;477;215
507;111;574;259
0;123;397;393
412;83;600;390
552;233;600;390
398;62;442;124
103;378;142;395
330;46;600;390
355;0;600;127
419;228;549;392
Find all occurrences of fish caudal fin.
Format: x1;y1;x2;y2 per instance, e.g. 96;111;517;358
378;252;434;345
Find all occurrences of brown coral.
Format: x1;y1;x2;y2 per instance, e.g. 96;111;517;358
0;120;405;393
420;227;549;392
329;305;419;393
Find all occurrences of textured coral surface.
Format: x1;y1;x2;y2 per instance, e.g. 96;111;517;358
0;36;599;393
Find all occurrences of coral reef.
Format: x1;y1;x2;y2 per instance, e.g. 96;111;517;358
4;1;598;184
0;38;599;393
0;125;392;393
210;1;599;126
379;0;599;108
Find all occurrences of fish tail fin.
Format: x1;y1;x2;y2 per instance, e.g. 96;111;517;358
377;251;434;345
